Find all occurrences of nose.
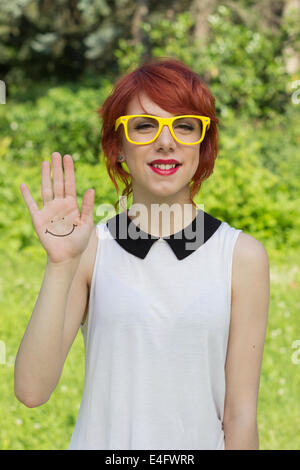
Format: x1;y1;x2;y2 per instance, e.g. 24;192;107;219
155;124;176;145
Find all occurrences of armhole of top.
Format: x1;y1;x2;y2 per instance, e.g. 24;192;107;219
80;224;101;331
228;229;243;322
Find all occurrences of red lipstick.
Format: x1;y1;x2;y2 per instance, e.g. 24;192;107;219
149;159;181;165
149;165;181;176
147;159;182;176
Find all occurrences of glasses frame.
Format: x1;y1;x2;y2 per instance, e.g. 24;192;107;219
115;114;211;145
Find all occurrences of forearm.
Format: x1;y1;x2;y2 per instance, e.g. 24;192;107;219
223;418;259;450
14;257;80;406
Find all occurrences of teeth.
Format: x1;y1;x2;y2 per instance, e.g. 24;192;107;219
152;164;177;169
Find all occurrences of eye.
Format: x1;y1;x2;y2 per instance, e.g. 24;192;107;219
135;124;154;130
175;124;194;130
51;220;53;223
62;217;64;220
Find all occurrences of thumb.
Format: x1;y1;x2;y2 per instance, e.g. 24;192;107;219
80;189;94;224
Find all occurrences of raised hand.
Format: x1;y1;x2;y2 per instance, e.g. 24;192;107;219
20;152;95;265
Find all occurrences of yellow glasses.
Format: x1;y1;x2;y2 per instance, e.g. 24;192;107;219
115;114;211;145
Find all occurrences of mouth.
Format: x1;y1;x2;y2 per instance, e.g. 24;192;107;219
45;224;77;237
147;163;182;176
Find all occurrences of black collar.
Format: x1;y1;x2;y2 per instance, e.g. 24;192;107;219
106;209;222;261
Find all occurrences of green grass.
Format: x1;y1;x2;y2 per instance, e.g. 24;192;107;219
0;243;299;450
0;251;85;449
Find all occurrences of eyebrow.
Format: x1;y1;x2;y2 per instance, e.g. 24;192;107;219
135;113;182;117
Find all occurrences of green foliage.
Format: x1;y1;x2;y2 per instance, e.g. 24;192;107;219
0;0;133;82
1;0;298;94
114;40;145;74
0;85;106;165
116;7;291;119
199;109;300;255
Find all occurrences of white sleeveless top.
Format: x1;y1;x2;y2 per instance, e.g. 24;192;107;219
68;210;242;450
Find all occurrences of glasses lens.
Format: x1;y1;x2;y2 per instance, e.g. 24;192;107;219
127;116;159;143
127;116;204;144
172;117;203;143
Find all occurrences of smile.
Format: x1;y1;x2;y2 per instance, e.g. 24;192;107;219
45;224;77;237
148;164;181;176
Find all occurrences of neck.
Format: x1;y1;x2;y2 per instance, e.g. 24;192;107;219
127;198;199;238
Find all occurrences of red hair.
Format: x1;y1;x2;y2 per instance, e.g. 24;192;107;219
97;57;219;212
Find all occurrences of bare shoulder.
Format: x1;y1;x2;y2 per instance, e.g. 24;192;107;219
82;224;100;291
233;231;269;264
232;231;269;294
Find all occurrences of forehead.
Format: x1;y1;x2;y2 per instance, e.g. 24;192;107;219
126;92;174;117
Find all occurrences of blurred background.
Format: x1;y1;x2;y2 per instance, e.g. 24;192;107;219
0;0;299;450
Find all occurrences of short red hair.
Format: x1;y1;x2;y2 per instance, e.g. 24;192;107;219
97;57;219;212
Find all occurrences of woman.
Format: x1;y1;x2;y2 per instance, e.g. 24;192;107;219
15;58;270;450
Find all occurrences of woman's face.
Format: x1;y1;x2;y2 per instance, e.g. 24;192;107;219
118;92;201;206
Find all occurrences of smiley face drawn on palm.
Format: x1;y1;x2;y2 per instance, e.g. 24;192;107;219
45;217;77;237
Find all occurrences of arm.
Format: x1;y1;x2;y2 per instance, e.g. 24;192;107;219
223;233;270;450
14;227;96;408
16;152;95;408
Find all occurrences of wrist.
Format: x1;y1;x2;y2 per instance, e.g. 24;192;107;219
46;256;81;271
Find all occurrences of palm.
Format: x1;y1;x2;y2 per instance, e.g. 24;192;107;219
20;153;94;264
34;196;89;263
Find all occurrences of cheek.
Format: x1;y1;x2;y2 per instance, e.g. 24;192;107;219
128;149;148;169
185;151;200;178
123;152;147;177
187;150;200;168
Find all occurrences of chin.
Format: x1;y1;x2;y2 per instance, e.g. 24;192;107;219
147;187;182;201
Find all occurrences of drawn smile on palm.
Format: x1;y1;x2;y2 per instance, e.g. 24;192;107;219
45;217;77;237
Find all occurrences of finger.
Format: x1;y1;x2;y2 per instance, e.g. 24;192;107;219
80;189;94;224
63;154;77;199
52;152;64;198
41;160;53;205
20;183;39;218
